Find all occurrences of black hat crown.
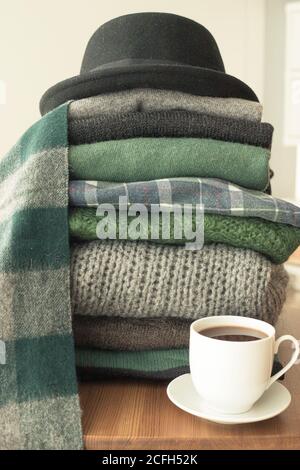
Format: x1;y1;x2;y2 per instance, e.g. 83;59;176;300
40;12;258;115
81;13;225;75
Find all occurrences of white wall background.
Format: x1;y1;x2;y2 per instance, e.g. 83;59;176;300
1;0;297;200
0;0;266;156
263;0;299;200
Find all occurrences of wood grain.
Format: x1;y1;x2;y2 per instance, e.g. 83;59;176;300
79;288;300;450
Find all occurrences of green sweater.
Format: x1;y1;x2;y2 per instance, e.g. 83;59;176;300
76;347;189;371
69;137;270;191
75;347;189;380
69;207;300;264
75;347;282;381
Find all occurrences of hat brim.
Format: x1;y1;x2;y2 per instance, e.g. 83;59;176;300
39;63;258;115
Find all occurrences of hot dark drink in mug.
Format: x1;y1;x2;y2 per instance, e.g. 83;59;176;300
190;315;299;414
199;325;269;342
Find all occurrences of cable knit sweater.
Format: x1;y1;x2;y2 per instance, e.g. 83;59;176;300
71;241;288;324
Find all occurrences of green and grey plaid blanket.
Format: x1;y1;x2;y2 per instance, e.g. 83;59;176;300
69;178;300;227
0;104;83;449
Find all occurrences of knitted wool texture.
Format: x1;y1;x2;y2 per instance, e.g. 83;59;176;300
70;241;288;323
76;347;189;380
75;348;283;381
69;208;300;263
73;316;191;350
68;89;263;121
68;110;273;147
77;366;189;381
76;348;189;372
68;138;270;191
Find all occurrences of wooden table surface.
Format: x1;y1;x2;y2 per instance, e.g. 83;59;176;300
79;288;300;450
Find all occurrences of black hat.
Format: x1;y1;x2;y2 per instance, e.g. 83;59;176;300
40;12;258;115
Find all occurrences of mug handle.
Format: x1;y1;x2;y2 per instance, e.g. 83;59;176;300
266;335;300;389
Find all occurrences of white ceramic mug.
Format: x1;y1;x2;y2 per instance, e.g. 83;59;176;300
190;315;300;414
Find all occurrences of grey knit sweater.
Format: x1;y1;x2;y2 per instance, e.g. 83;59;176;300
68;88;263;122
71;241;288;324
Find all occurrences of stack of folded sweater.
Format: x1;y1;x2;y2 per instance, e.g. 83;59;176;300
68;88;300;380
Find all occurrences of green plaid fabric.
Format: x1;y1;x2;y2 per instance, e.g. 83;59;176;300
0;104;83;449
69;179;300;227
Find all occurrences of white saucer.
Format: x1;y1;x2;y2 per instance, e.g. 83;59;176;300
167;374;291;424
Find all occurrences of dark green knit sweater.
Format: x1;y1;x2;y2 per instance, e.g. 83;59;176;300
69;208;300;263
